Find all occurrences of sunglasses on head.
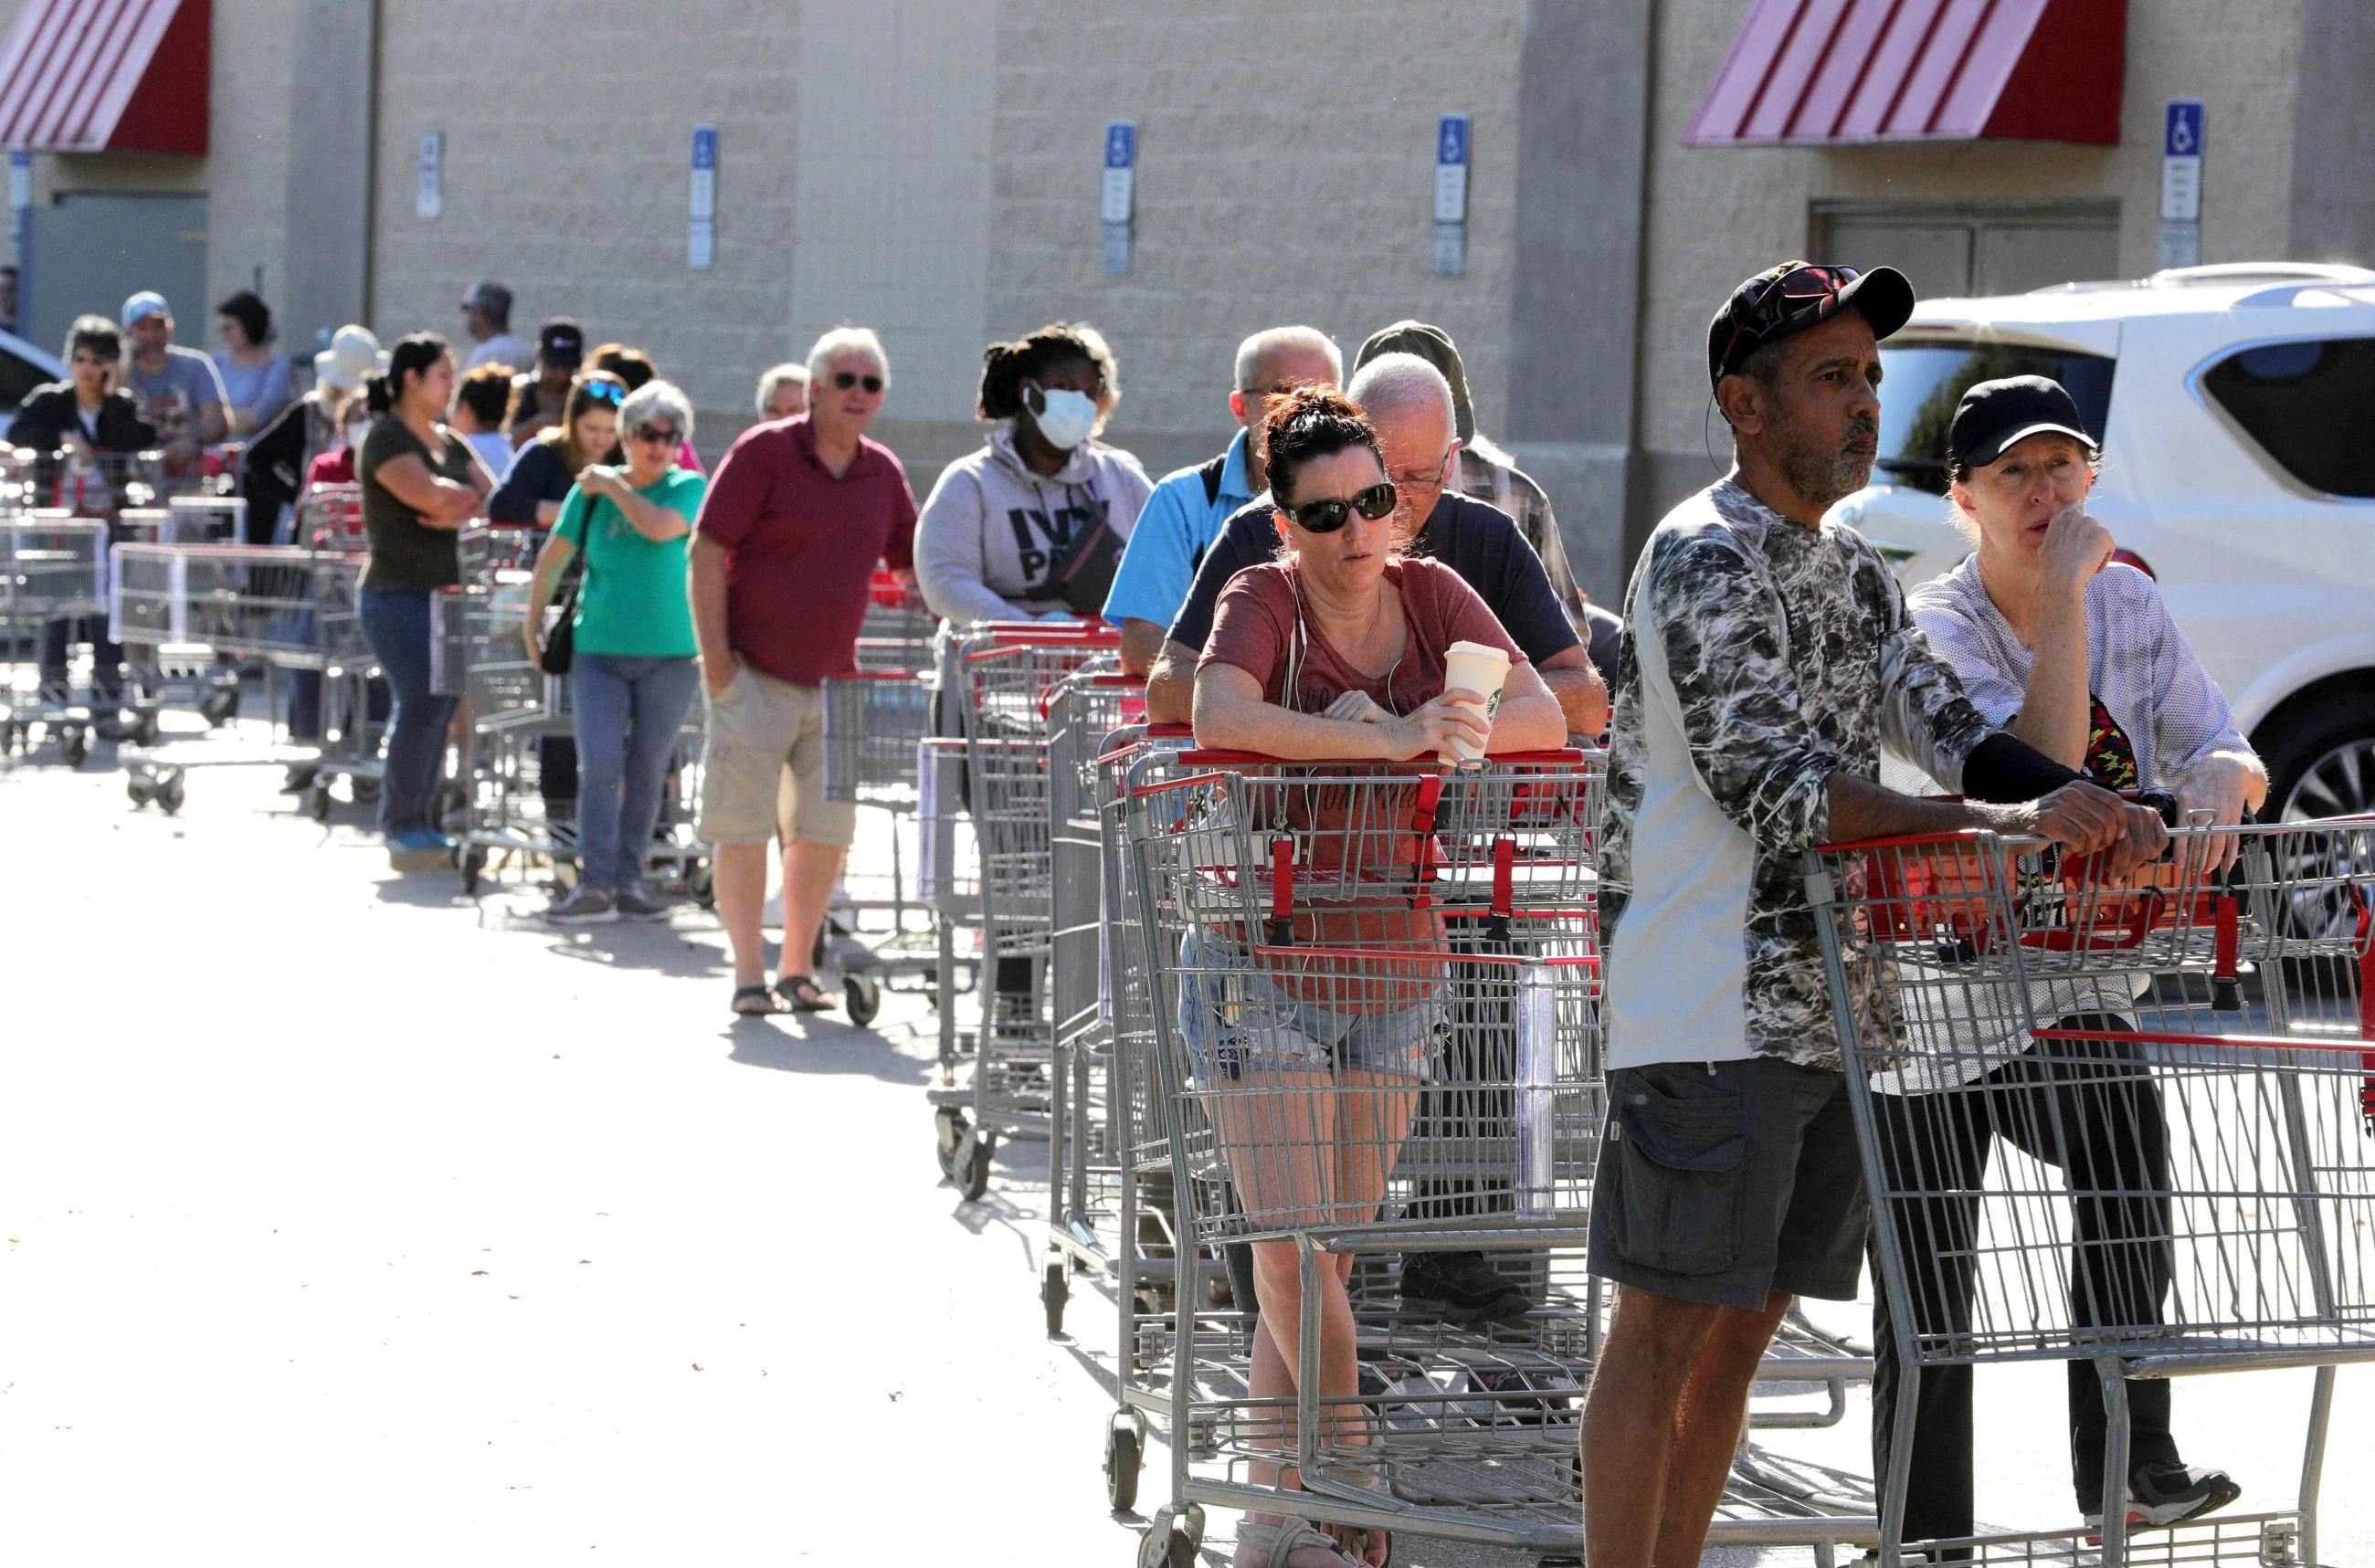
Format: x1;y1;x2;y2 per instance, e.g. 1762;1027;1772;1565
1282;481;1398;534
1716;262;1861;379
629;423;680;445
580;380;627;406
833;371;884;394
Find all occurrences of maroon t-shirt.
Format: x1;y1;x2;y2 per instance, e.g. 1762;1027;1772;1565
693;415;918;686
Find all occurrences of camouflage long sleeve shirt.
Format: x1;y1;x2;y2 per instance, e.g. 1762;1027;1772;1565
1599;479;1994;1070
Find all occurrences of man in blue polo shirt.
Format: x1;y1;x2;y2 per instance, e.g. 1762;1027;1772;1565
1103;325;1340;675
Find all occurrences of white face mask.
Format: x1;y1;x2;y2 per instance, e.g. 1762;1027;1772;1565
1028;384;1098;451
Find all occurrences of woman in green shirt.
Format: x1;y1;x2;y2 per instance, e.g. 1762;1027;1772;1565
522;380;707;923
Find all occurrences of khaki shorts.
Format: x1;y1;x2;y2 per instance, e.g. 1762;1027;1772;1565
696;666;857;847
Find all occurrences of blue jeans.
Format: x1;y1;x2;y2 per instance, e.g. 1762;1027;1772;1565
571;653;701;889
358;585;457;837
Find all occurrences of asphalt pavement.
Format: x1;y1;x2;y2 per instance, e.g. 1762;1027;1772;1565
0;727;2366;1566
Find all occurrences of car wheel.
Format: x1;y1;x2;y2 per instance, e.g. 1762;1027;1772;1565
2260;692;2375;823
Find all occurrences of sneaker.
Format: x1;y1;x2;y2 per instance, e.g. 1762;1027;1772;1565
387;829;454;872
611;885;670;920
280;765;320;795
2084;1459;2240;1533
544;886;618;925
1399;1250;1534;1325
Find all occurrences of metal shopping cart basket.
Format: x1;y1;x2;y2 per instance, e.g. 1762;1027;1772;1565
0;510;107;765
816;634;943;1024
1808;817;2375;1566
929;622;1121;1200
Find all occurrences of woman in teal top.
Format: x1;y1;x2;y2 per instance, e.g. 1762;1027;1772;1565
522;379;707;923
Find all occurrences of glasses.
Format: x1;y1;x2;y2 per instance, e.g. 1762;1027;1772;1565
630;424;680;446
1716;263;1860;379
579;380;627;406
1282;482;1398;534
833;371;885;394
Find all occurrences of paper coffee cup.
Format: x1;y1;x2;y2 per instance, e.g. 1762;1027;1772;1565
1441;639;1511;762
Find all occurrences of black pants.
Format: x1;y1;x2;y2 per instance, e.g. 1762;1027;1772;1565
1871;1021;2179;1551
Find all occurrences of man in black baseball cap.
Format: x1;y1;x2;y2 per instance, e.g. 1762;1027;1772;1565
1580;259;2168;1568
504;317;587;448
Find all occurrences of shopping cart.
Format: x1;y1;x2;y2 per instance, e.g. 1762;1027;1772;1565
1807;818;2375;1566
929;623;1121;1200
817;632;942;1024
0;512;107;765
1040;668;1148;1334
109;542;368;811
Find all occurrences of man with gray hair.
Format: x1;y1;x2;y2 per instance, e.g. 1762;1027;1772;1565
1102;324;1339;675
690;325;917;1016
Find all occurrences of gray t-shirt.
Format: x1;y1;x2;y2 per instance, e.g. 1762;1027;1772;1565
123;345;227;450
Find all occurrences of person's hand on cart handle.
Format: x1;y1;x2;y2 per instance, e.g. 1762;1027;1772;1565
1382;690;1489;763
2009;779;2168;879
2177;752;2267;874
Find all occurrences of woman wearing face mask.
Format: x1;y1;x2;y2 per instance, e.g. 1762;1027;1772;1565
913;322;1153;625
1873;376;2260;1552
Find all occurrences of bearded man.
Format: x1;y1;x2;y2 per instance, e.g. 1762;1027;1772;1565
1576;261;2169;1568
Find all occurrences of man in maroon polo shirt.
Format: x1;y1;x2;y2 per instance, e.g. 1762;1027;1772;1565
690;327;917;1016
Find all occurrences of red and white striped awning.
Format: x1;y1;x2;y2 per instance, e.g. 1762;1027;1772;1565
0;0;209;155
1685;0;2125;148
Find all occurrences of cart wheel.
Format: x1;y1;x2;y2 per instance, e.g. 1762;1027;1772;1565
1137;1505;1202;1568
305;782;332;822
125;773;153;809
1042;1261;1070;1340
1103;1410;1144;1512
954;1126;996;1202
200;686;238;727
844;973;881;1027
133;711;159;747
684;858;714;909
59;725;89;768
352;775;381;805
934;1107;968;1178
155;769;185;815
460;845;487;895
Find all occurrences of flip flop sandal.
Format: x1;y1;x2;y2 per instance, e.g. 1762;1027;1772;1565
731;984;785;1016
1233;1518;1364;1568
773;973;837;1013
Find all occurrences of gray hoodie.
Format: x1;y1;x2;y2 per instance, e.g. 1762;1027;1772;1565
914;425;1154;624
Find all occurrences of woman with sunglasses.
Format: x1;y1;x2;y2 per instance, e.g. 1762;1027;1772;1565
521;380;707;925
489;371;627;526
914;321;1153;625
1184;388;1561;1568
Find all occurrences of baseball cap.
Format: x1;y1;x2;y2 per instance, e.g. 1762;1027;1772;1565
121;290;170;328
1948;375;2098;473
537;319;585;369
314;324;388;393
1354;321;1475;442
461;279;512;317
1706;260;1915;389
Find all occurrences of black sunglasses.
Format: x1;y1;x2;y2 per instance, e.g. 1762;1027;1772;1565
630;424;680;445
1716;263;1861;379
1281;482;1398;534
833;371;884;394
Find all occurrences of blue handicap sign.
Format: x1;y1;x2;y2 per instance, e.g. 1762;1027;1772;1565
692;125;717;171
1105;121;1135;170
2163;100;2203;159
1438;114;1468;167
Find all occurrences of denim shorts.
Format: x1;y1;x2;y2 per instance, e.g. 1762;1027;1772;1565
1175;926;1445;1085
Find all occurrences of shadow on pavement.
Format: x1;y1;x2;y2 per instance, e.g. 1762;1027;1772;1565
724;1015;932;1086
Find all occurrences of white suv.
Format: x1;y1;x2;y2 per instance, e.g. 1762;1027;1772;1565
1833;262;2375;823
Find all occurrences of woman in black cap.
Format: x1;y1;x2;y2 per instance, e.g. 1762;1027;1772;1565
1873;374;2261;1547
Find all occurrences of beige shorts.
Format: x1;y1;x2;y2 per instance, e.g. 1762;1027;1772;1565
696;666;858;847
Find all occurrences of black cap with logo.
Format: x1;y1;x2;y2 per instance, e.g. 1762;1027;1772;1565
1706;260;1916;389
538;318;585;369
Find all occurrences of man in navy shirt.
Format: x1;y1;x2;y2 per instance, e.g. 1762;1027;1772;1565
1146;353;1609;737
